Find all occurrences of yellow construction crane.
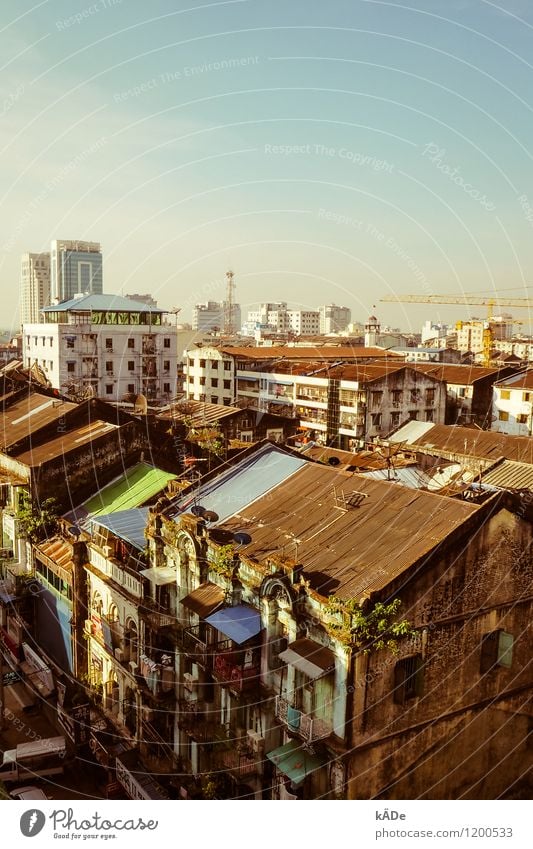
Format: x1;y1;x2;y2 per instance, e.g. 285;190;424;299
380;293;533;366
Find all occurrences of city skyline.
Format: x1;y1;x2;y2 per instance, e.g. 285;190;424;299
3;1;533;333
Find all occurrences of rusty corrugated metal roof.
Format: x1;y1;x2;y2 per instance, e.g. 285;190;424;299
0;392;77;450
218;463;480;601
180;581;225;618
158;399;242;425
481;459;533;490
410;363;510;385
407;424;533;464
14;420;118;466
222;346;402;361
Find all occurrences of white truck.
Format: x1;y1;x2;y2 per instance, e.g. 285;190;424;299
0;736;66;783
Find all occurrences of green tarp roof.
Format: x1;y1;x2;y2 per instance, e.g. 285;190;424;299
66;463;176;523
266;739;325;784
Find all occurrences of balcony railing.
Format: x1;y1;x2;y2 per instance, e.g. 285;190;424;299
212;650;260;694
182;625;210;667
275;695;332;743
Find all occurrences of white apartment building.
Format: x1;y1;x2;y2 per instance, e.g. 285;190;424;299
23;293;178;403
457;316;514;355
319;304;351;334
184;346;235;404
20;252;51;326
421;320;450;345
192;301;241;333
287;309;320;336
235;363;445;446
492;371;533;436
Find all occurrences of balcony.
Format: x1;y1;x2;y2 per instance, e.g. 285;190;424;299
139;598;177;631
178;700;229;744
275;695;332;743
212;648;260;694
212;744;263;778
182;625;210;667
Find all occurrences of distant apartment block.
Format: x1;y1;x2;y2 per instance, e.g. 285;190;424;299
319;304;351;334
184;346;235;405
50;239;103;303
492;370;533;436
124;293;158;308
20;252;51;326
287;309;320;336
243;303;320;337
23;293;177;403
192;301;241;333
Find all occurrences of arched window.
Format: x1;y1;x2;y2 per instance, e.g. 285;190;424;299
92;591;103;616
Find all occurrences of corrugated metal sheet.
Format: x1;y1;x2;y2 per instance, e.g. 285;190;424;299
15;420;118;466
217;462;480;601
0;392;77;450
223;345;400;361
89;508;149;550
481;459;533;490
205;604;262;643
404;424;533;464
494;370;533;390
388;420;435;444
66;463;176;523
278;638;335;678
360;466;433;489
180;581;225;618
170;442;307;524
158;399;241;425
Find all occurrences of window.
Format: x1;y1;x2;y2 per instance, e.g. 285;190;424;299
371;391;383;408
409;410;418;420
49;361;53;370
211;360;218;370
199;359;206;368
211;395;219;404
517;414;528;424
105;338;113;350
105;385;113;395
500;390;511;400
163;338;170;348
164;383;171;393
426;388;435;403
188;376;194;384
498;410;509;421
127;384;135;393
393;655;424;704
49;337;53;347
224;361;231;371
199;393;206;402
127;338;135;349
223;380;231;390
410;388;420;403
390;412;400;428
524;392;531;402
458;387;466;398
106;361;113;373
480;630;513;673
199;376;206;386
240;431;253;442
211;378;218;388
67;362;75;373
128;360;135;371
66;338;74;349
371;413;381;427
163;360;170;371
425;409;434;422
223;398;230;405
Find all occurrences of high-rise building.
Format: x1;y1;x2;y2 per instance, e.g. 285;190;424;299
50;240;103;303
319;304;351;334
192;301;241;333
20;252;51;327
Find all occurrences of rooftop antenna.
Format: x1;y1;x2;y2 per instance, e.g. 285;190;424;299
224;270;236;336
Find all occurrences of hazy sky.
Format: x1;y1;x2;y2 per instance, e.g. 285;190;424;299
2;0;533;333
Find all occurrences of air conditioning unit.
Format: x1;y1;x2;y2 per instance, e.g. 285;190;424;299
142;707;155;722
247;730;265;754
114;648;125;663
83;619;93;637
102;545;112;557
183;673;196;694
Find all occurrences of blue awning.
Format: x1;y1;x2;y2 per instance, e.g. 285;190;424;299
205;604;262;644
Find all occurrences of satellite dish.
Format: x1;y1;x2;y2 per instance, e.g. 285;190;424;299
203;510;219;523
191;505;206;517
233;532;252;546
68;525;81;539
84;385;96;399
328;457;341;466
134;393;148;414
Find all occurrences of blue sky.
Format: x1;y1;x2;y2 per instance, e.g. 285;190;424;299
2;0;533;332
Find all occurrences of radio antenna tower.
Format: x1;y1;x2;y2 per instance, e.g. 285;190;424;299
224;269;236;335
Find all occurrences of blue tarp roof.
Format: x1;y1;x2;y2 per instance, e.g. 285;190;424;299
171;443;307;525
205;604;262;644
89;508;149;551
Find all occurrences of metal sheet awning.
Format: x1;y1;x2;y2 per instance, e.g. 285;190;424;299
266;740;325;784
180;582;225;619
139;566;176;585
278;638;335;679
205;604;262;644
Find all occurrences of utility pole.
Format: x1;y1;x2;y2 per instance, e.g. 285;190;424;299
0;635;5;731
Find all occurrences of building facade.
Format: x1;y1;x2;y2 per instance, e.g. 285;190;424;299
492;371;533;436
50;240;103;303
192;302;241;333
23;294;177;403
20;252;51;327
184;346;236;405
319;304;351;334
